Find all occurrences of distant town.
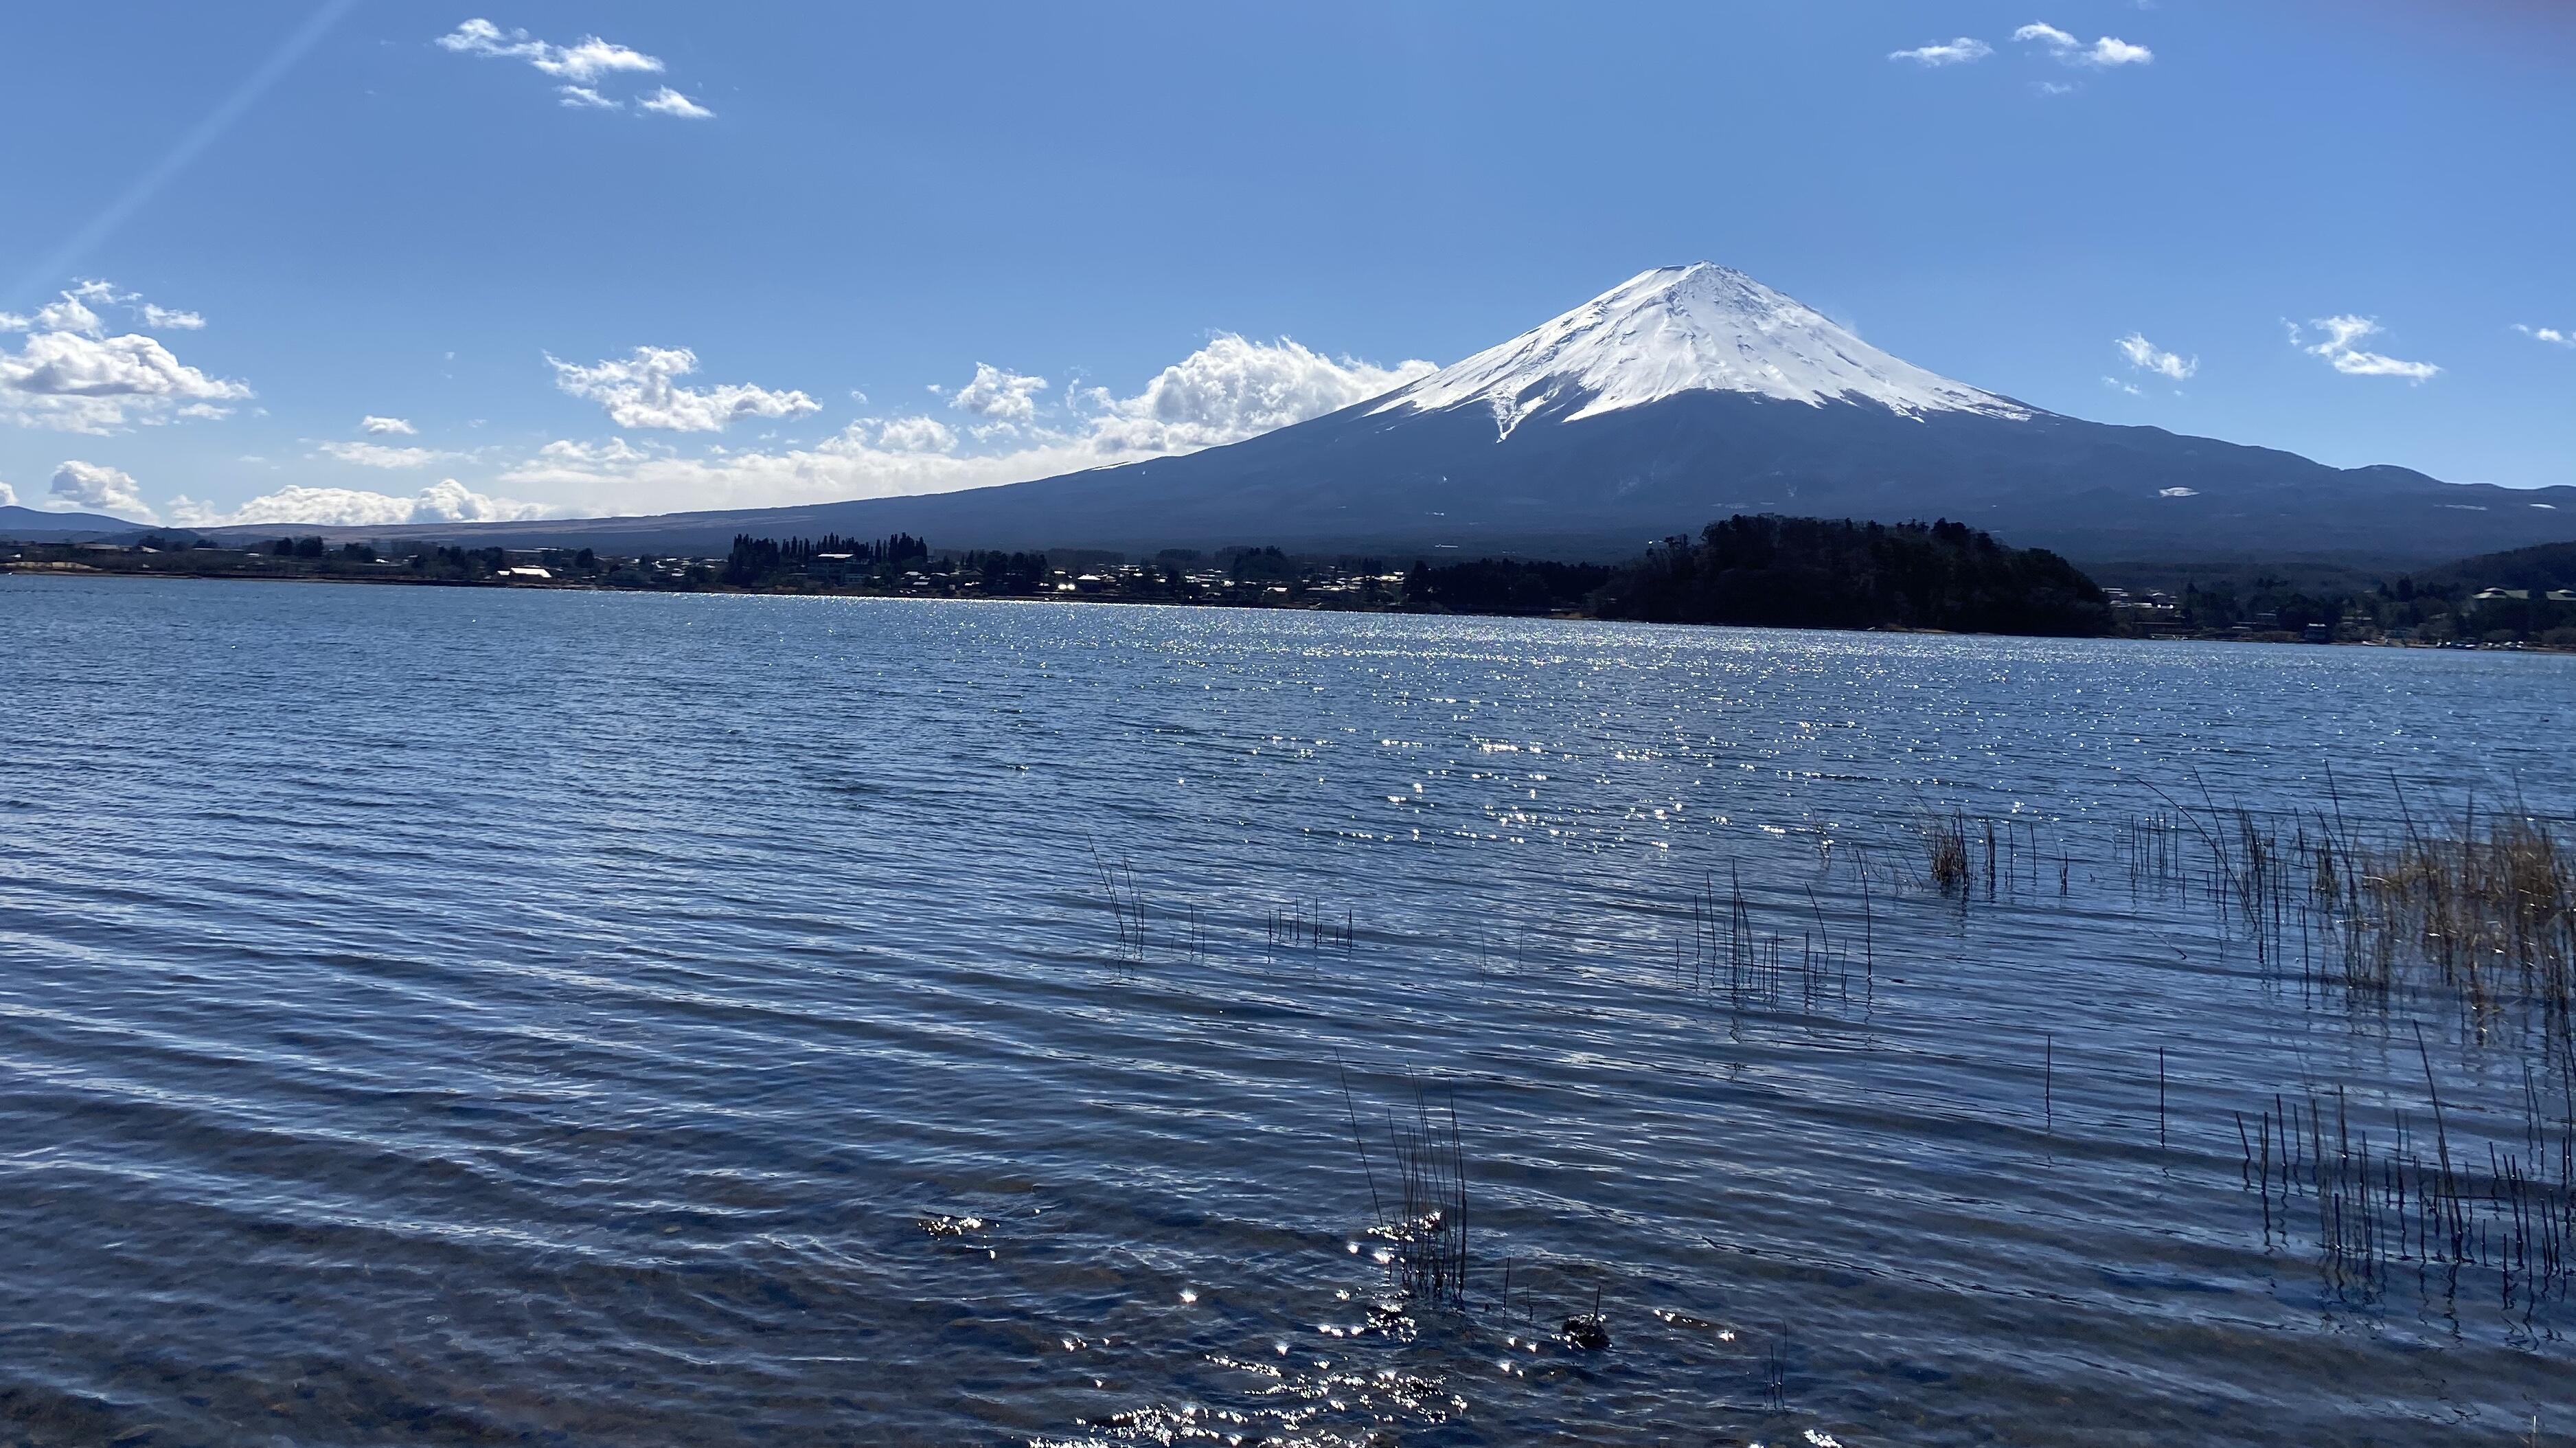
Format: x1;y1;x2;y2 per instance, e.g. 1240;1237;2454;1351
7;521;2574;650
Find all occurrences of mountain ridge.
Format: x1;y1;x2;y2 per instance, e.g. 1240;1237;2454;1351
180;263;2576;566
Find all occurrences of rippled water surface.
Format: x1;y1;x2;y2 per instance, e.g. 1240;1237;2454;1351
4;576;2573;1446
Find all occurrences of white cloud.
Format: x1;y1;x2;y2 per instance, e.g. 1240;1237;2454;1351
49;459;156;522
437;19;705;116
1889;37;1992;66
2032;81;2078;96
948;363;1049;423
317;440;453;469
435;19;662;84
2300;314;2439;382
2115;331;2196;381
1082;333;1432;453
17;280;209;335
2101;375;2141;396
537;36;661;84
361;414;418;435
0;479;16;506
172;478;547;528
873;416;959;453
548;346;821;431
637;87;714;120
2513;324;2574;348
2016;22;2153;66
532;436;656;466
35;295;105;335
498;332;1435;517
1;305;252;433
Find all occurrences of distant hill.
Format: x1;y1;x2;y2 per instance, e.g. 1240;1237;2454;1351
0;505;144;541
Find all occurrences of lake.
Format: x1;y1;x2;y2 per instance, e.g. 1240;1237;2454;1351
3;576;2571;1446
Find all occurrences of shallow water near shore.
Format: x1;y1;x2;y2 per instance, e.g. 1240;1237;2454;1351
3;575;2572;1446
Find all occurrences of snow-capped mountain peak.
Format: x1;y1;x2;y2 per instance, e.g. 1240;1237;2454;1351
1373;262;2034;437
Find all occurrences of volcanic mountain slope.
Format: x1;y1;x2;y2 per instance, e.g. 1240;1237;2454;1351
340;264;2576;564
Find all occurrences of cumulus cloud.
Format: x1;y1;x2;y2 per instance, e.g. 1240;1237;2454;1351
1082;334;1432;453
497;332;1435;517
548;346;821;431
2115;331;2196;381
170;479;547;528
2514;324;2574;348
0;479;16;506
2296;315;2439;382
361;414;418;435
317;440;454;469
49;460;156;521
1889;37;1992;66
637;87;714;120
948;363;1049;423
2015;22;2153;65
34;295;105;335
872;416;959;453
1;291;252;433
139;304;204;330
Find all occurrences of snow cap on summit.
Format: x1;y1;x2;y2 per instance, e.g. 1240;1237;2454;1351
1375;262;2033;437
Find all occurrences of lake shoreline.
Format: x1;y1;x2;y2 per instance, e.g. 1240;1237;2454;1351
8;558;2566;653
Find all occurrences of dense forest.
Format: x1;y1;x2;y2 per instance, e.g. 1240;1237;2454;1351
1599;516;2111;635
1406;516;2112;636
1400;557;1615;615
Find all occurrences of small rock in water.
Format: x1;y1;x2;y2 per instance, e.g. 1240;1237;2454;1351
1561;1313;1610;1351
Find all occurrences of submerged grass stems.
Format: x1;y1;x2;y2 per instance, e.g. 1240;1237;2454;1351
1339;1065;1470;1311
2236;1050;2576;1314
1670;863;1871;1015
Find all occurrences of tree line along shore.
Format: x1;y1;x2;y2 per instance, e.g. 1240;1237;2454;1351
8;514;2574;648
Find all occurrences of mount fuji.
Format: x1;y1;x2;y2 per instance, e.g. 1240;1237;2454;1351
363;264;2576;564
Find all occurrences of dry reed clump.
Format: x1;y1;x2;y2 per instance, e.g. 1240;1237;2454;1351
1924;812;1973;895
2357;810;2572;1010
2140;778;2575;1031
2300;803;2576;1026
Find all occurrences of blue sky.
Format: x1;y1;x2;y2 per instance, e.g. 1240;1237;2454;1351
2;1;2568;527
